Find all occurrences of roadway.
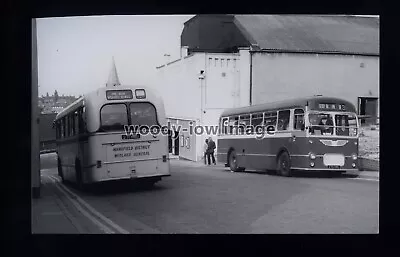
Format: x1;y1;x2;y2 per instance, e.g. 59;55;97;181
38;153;379;234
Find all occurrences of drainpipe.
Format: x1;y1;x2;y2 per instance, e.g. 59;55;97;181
249;50;253;106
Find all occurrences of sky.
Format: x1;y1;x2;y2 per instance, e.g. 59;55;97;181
37;15;194;97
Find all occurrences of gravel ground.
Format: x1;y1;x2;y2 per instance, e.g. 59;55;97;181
359;125;379;161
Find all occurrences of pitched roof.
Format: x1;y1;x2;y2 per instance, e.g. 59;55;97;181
233;15;379;55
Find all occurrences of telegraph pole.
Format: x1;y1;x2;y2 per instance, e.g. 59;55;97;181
32;18;40;198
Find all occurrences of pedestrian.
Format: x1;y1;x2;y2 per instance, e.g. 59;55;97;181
203;139;209;165
207;137;216;165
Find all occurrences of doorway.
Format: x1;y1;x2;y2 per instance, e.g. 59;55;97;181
173;131;180;155
358;97;378;125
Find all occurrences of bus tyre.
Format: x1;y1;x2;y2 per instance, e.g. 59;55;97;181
277;151;292;177
228;150;239;172
75;158;84;190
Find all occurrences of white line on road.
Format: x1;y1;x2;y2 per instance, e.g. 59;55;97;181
347;177;379;182
48;175;114;234
49;175;130;234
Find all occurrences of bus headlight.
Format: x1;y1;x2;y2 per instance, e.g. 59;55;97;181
309;153;316;160
309;140;313;144
352;163;356;168
351;154;358;160
350;128;357;137
310;162;315;167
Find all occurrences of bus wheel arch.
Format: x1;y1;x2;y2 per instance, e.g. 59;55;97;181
276;148;292;177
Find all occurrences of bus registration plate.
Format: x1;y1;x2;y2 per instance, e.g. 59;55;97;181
323;154;345;166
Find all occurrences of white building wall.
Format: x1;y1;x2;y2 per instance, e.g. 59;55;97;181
251;52;379;116
156;51;246;161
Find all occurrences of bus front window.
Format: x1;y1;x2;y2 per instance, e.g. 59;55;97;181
100;104;128;132
308;113;334;136
335;113;358;136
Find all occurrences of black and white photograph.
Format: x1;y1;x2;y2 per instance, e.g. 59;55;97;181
31;14;379;234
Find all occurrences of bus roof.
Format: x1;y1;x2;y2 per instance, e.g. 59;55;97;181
54;85;157;121
220;96;356;117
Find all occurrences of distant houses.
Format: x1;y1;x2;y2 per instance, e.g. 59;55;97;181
38;90;78;114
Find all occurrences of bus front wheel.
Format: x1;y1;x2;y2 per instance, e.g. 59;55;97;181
277;151;292;177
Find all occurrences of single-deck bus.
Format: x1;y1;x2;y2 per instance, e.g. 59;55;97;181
217;96;359;176
54;86;170;188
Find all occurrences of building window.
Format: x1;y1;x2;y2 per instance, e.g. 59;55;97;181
221;58;224;67
227;59;230;67
233;59;236;68
209;58;212;66
215;58;218;67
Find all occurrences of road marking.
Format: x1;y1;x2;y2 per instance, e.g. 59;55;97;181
48;175;114;234
347;177;379;182
49;175;130;234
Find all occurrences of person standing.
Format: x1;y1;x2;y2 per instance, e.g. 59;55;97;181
203;139;209;165
207;137;216;165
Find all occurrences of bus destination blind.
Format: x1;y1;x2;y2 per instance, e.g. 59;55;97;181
106;90;133;100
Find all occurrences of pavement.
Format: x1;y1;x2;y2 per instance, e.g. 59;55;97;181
33;153;379;234
31;174;102;233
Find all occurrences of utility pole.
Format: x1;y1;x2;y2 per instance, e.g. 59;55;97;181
32;18;40;198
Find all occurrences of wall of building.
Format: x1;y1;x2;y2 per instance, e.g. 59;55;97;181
156;51;249;160
251;52;379;116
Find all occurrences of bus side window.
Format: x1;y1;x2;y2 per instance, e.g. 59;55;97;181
221;117;228;134
251;113;263;134
294;109;305;130
74;111;79;135
71;113;75;136
277;110;290;131
239;115;250;134
264;111;277;130
228;116;238;135
60;118;65;138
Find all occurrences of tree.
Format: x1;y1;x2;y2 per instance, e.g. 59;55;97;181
46;92;49;97
54;90;59;102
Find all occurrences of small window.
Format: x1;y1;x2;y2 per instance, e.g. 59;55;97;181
227;59;230;67
221;58;224;67
209;58;212;66
233;59;236;68
293;109;305;130
215;58;218;67
277;110;290;131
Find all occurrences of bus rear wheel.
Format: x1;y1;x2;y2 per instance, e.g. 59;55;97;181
228;150;239;172
277;151;292;177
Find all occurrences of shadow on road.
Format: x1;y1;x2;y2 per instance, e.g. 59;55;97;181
64;179;168;196
236;169;358;179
